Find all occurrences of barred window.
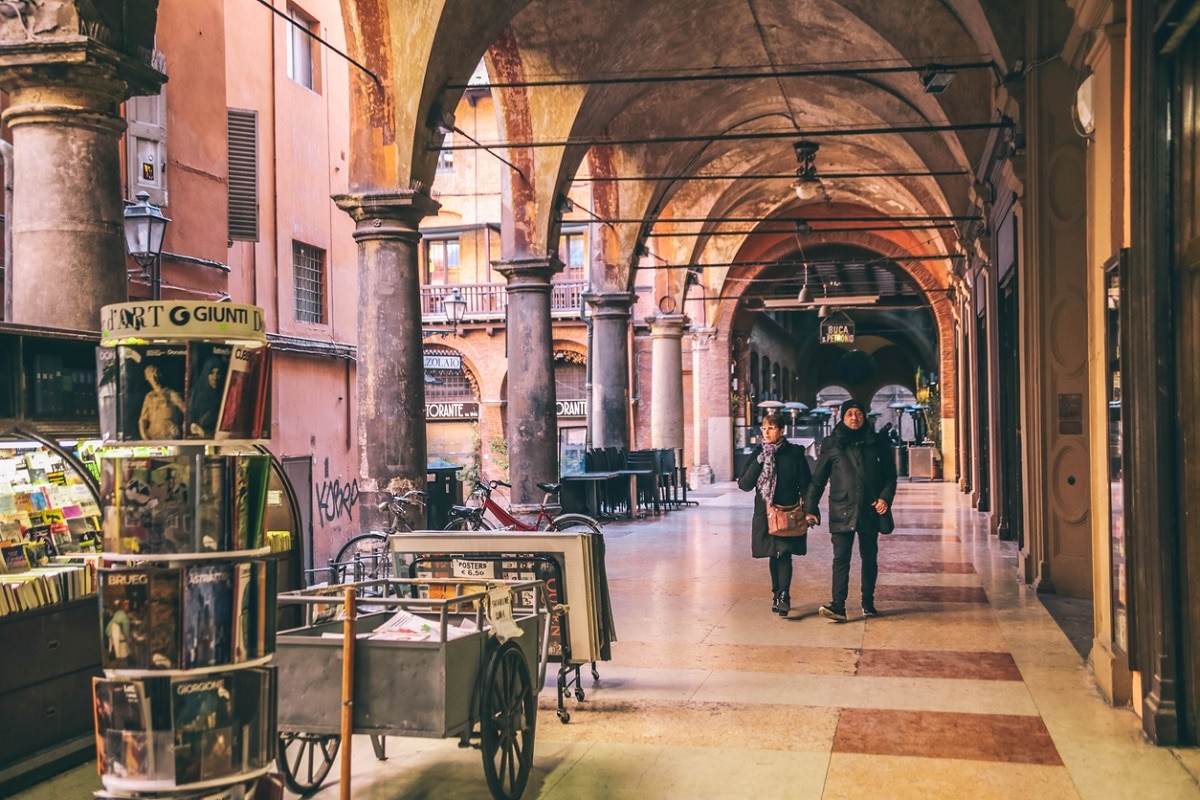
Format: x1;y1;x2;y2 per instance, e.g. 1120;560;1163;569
293;241;325;323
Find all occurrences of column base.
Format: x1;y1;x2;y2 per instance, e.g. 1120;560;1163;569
1089;638;1132;706
690;465;714;487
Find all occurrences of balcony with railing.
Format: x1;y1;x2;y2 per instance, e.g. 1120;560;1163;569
421;280;588;322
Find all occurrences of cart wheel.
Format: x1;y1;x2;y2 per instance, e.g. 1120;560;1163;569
574;687;586;702
480;641;536;800
278;732;340;796
557;709;571;724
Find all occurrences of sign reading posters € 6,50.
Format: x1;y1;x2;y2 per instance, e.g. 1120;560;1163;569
101;301;267;346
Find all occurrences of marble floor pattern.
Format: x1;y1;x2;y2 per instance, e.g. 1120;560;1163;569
15;481;1200;799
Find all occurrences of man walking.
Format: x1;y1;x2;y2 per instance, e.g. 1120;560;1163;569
804;401;898;621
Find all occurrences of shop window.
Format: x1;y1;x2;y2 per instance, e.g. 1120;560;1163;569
292;241;325;324
426;238;460;285
559;230;587;281
285;5;320;92
227;109;259;242
126;89;168;206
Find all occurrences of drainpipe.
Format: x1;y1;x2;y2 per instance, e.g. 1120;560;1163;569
1;141;11;321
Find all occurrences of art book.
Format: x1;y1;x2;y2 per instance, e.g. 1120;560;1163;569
185;342;232;439
93;677;153;783
145;567;183;670
196;456;229;552
172;674;236;784
182;564;234;669
95;346;120;443
118;344;189;441
213;345;258;440
232;667;274;771
143;455;196;555
100;568;152;670
231;563;253;663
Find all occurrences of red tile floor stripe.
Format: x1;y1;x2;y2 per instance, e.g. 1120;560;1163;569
833;708;1063;765
856;649;1023;681
875;585;989;603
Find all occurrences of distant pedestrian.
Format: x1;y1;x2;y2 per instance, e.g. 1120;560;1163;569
738;412;813;617
805;401;897;621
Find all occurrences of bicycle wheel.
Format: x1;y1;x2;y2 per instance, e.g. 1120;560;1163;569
444;514;497;532
334;532;392;584
545;513;602;534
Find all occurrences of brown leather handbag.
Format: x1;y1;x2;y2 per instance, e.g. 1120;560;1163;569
766;501;808;537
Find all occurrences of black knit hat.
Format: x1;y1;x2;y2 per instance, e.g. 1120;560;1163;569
840;401;867;421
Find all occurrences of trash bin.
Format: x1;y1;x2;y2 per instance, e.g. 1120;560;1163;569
425;459;463;529
896;444;909;478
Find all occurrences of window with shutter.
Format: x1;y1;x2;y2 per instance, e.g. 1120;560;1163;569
126;89;168;206
227;110;259;242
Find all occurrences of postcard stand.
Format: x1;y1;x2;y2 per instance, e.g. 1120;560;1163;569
90;301;281;800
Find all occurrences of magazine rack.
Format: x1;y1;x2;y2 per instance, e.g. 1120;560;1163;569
89;301;282;799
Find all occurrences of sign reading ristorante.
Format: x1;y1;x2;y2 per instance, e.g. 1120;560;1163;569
101;301;266;344
426;401;479;419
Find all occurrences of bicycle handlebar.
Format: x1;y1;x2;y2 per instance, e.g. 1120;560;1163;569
377;489;427;511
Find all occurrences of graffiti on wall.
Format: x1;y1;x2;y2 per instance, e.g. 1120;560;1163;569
316;477;359;525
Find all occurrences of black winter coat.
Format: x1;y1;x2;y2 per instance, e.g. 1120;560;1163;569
737;439;813;558
804;424;898;535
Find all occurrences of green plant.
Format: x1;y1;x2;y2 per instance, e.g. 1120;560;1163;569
487;434;509;480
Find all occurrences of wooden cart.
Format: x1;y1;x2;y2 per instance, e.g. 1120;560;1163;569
273;578;550;800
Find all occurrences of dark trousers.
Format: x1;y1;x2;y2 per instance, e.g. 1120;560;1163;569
831;530;879;607
769;554;793;595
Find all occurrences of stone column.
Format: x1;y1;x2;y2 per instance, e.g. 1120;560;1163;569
648;314;688;450
584;291;635;449
0;41;165;331
334;190;439;532
496;258;561;511
689;326;719;485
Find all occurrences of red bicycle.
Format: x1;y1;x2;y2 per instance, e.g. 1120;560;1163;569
445;479;602;534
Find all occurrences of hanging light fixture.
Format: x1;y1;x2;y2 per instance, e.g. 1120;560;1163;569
797;264;813;304
791;141;823;201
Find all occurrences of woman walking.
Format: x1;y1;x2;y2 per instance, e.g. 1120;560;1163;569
804;401;897;621
738;412;813;617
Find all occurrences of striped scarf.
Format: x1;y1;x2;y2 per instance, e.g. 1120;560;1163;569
756;441;779;503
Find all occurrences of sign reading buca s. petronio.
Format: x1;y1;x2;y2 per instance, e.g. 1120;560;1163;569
101;301;267;345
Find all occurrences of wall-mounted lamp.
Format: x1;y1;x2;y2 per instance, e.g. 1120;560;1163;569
791;141;823;201
556;193;575;215
921;64;957;93
123;191;170;300
442;287;467;335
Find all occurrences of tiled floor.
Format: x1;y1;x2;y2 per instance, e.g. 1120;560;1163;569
15;481;1200;799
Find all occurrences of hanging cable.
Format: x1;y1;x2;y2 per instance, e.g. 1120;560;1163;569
249;0;381;88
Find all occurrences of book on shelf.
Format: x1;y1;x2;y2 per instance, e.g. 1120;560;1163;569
231;563;253;664
172;673;236;784
185;342;233;440
182;564;234;669
94;669;277;791
100;568;152;670
115;344;190;442
93;677;154;783
214;346;260;441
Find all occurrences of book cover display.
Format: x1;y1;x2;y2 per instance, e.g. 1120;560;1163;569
0;444;103;619
93;301;279;795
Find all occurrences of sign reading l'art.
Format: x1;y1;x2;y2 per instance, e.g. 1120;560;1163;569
101;301;266;344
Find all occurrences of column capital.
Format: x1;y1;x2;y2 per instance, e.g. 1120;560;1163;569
689;325;718;350
0;37;165;101
583;291;636;321
333;189;440;239
494;256;563;291
646;313;689;338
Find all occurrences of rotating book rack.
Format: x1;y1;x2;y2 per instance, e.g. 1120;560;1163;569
91;302;282;800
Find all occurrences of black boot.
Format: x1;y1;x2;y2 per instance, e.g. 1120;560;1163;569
771;591;781;613
777;591;791;616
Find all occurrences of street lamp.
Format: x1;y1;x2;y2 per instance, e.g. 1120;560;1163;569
123;191;170;300
442;287;467;336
